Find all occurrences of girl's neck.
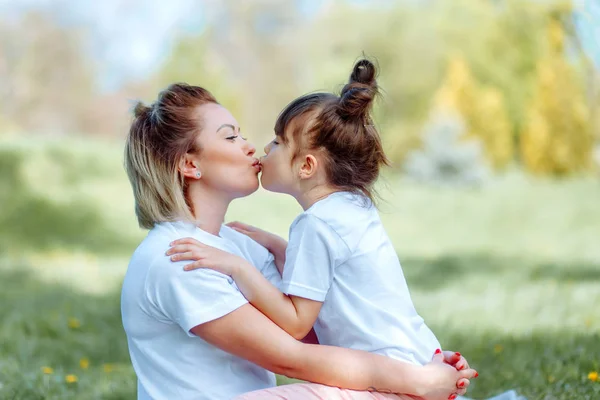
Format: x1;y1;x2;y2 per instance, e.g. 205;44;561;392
295;184;340;211
187;184;231;236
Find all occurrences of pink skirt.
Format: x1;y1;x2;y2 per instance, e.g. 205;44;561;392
234;383;419;400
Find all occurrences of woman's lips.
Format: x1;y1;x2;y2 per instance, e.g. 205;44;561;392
252;160;262;172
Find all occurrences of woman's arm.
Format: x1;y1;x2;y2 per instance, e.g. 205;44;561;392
169;238;321;340
191;303;474;399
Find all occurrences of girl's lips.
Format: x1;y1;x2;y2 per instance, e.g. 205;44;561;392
252;159;262;172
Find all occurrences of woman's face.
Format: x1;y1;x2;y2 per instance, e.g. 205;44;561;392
193;103;261;198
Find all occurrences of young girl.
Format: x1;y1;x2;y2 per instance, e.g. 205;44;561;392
168;60;475;399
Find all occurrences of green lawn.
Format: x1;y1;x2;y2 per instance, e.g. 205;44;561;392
0;138;599;399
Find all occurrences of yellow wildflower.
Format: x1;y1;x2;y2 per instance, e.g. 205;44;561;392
41;366;54;374
493;344;503;354
68;318;81;329
589;371;598;382
65;374;78;383
548;375;555;383
103;364;114;373
79;358;89;369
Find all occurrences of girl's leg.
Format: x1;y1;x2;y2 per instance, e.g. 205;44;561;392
234;383;418;400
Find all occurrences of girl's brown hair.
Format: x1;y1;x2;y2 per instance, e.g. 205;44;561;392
274;59;389;202
124;83;218;229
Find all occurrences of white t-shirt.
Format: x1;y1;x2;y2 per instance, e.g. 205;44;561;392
280;192;441;365
121;221;281;400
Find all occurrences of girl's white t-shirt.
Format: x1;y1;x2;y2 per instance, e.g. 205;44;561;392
280;192;441;365
121;221;281;400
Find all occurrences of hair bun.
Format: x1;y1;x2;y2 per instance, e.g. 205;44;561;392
350;59;376;86
338;59;378;120
133;101;152;118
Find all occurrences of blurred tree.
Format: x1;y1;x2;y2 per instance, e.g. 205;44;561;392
304;2;446;164
151;0;304;143
0;12;95;135
151;33;243;122
434;57;513;169
403;111;490;186
520;16;593;175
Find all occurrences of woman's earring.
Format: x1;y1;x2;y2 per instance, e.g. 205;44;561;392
196;172;201;178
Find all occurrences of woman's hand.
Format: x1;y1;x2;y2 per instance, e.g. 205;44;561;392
442;350;471;372
419;349;477;400
167;237;251;276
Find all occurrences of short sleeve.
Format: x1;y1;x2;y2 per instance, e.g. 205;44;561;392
260;252;283;288
220;225;282;288
145;258;248;336
280;214;348;302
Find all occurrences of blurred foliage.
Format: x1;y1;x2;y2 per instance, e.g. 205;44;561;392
434;57;513;170
0;138;140;255
0;0;598;177
403;111;490;186
521;18;593;175
0;12;95;135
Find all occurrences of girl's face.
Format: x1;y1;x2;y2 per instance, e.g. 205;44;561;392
192;103;261;199
259;132;299;195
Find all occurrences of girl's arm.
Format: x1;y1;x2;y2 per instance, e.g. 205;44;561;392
168;237;320;340
226;221;288;275
191;303;475;399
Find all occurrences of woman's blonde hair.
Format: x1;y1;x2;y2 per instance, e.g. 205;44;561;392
124;83;218;229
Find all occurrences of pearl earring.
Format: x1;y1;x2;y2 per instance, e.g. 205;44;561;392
196;172;201;178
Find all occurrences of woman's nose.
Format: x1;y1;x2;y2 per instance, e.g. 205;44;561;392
244;140;256;157
264;143;270;155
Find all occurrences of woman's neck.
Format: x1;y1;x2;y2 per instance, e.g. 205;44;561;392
187;184;231;236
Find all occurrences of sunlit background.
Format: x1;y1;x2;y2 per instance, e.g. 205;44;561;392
0;1;599;399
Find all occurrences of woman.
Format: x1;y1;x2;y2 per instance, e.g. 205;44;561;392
121;83;475;400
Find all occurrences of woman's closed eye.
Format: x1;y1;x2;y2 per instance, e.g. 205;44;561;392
226;135;248;141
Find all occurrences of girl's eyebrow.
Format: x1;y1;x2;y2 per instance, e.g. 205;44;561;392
216;124;239;133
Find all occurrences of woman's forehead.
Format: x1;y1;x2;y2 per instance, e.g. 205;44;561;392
196;103;238;130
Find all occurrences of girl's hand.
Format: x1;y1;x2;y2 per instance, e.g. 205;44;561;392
226;221;287;255
167;237;251;276
420;349;477;400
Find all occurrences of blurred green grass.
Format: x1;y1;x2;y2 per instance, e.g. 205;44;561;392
0;137;599;399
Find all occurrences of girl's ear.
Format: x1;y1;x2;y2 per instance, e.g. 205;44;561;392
299;154;318;179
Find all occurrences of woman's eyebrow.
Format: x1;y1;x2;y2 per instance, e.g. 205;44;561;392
216;124;238;133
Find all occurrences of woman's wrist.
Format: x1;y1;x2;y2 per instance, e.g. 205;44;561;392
389;363;429;396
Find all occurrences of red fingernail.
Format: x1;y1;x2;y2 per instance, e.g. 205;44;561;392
474;371;479;378
455;352;461;357
458;381;465;388
449;395;457;400
435;348;442;354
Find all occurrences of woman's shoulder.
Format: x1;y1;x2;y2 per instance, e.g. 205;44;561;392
220;225;270;259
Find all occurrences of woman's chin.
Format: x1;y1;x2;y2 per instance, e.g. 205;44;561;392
241;180;260;196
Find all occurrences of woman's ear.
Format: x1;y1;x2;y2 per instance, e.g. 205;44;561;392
299;154;318;180
179;153;202;179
